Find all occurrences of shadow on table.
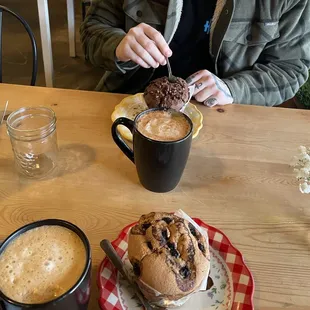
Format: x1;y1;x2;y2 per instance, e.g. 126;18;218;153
0;158;25;204
0;144;96;188
180;154;224;189
100;153;138;185
55;143;96;177
0;144;96;202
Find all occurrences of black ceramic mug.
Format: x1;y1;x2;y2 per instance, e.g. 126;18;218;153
0;219;92;310
111;108;193;192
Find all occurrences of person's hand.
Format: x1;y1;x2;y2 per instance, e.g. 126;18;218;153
116;23;172;69
186;70;233;107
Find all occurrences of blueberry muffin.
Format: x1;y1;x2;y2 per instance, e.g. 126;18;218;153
144;77;189;111
128;212;210;303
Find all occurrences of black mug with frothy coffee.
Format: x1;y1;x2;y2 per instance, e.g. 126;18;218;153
112;108;193;192
0;219;91;310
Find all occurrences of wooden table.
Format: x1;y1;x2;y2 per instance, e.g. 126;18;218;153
0;84;310;310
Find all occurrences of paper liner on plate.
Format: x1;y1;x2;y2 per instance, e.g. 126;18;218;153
125;209;210;309
180;85;196;112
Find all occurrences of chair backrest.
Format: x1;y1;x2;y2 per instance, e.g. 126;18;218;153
82;1;92;21
0;5;38;86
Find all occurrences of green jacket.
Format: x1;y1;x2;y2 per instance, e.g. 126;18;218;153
80;0;310;106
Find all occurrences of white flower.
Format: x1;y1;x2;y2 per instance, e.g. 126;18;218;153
304;161;310;171
299;182;310;194
302;153;310;162
291;152;310;167
299;146;308;154
294;168;310;180
302;167;309;176
292;146;310;194
291;156;300;167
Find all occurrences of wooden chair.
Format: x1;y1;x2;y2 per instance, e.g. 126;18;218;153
0;5;38;86
277;96;306;109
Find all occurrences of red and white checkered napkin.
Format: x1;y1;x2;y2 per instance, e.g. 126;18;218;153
194;218;254;310
98;219;254;310
97;224;131;310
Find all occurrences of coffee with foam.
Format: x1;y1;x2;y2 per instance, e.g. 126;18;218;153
137;110;191;142
0;225;86;304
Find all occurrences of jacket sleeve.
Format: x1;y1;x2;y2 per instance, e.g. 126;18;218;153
223;0;310;106
80;0;138;73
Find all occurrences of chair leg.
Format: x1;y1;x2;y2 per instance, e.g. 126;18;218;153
37;0;54;87
66;0;76;58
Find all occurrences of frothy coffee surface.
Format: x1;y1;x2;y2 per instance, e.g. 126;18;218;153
137;110;191;141
0;225;86;304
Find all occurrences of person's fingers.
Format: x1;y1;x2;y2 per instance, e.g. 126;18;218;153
192;77;213;96
126;47;151;68
142;24;172;57
195;86;217;102
115;37;132;62
203;96;219;107
130;39;159;68
204;95;231;107
136;35;166;65
186;71;204;85
186;70;211;85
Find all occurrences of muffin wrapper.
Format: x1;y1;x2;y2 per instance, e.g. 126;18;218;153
180;85;196;113
127;209;210;309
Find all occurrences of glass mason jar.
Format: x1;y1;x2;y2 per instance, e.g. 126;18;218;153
6;107;58;178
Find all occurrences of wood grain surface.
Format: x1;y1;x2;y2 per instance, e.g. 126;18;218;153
0;84;310;310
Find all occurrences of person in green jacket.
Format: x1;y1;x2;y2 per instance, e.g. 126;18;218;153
80;0;310;107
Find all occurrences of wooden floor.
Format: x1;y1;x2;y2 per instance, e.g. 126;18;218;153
1;0;103;90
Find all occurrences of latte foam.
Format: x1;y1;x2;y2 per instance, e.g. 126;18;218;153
137;110;191;142
0;225;86;304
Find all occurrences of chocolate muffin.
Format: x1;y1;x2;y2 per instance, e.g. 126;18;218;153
144;77;189;111
128;212;210;304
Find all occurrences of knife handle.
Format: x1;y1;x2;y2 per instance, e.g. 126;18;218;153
100;239;128;278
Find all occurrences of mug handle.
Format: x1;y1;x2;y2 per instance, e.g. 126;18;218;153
111;118;135;163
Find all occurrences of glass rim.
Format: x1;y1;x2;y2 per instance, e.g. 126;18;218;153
6;106;56;134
